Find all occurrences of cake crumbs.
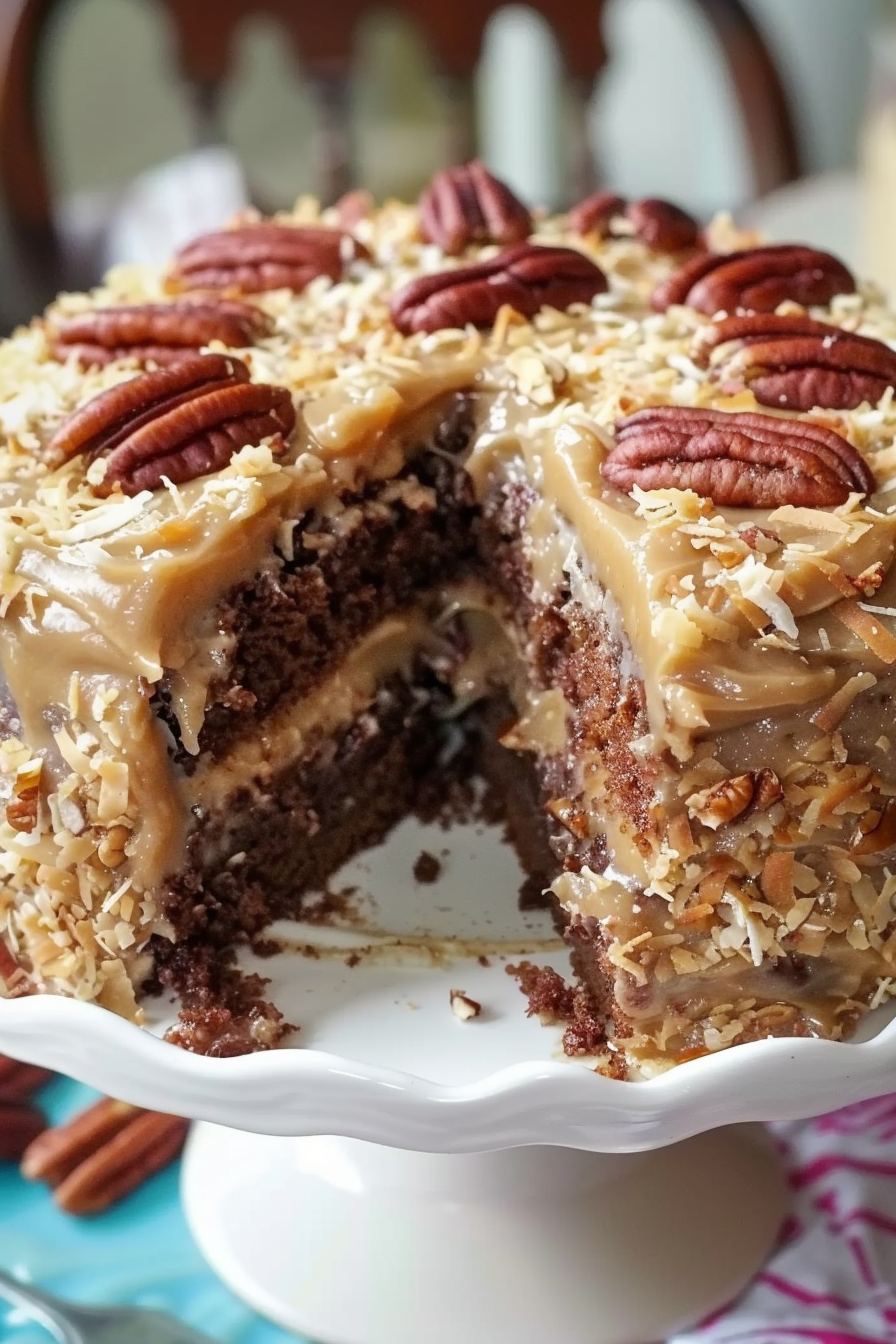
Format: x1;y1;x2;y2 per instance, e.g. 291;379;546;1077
413;850;442;883
506;961;607;1056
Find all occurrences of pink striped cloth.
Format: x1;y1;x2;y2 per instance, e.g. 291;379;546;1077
673;1097;896;1344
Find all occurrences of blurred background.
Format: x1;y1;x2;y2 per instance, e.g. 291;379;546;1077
0;0;892;331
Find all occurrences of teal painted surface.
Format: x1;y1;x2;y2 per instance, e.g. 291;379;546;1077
0;1079;303;1343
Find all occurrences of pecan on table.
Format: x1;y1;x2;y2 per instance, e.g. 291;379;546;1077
51;299;273;368
693;312;896;412
0;1054;51;1161
21;1096;188;1215
0;1101;46;1161
0;1055;53;1101
419;160;532;255
651;244;856;314
46;352;296;494
569;191;700;253
604;405;875;508
169;222;369;295
390;241;607;335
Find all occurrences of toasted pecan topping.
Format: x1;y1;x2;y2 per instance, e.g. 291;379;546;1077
753;767;784;811
694;312;837;364
47;353;248;464
687;770;782;831
5;787;38;833
652;244;855;314
605;405;874;508
568;190;627;239
626;198;701;252
545;796;590;839
45;352;295;495
334;188;375;228
169;222;369;295
51;299;272;368
389;241;607;335
570;190;700;253
694;312;896;411
687;773;756;828
419;160;532;255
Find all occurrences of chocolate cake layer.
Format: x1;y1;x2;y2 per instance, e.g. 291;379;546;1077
475;475;655;842
473;471;896;1064
158;399;476;764
156;671;446;949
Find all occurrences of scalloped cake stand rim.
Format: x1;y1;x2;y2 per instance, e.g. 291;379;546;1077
2;991;896;1152
4;983;881;1344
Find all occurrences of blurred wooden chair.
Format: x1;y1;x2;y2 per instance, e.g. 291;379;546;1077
0;0;800;322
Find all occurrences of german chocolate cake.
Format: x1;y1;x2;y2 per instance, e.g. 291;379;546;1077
2;163;896;1074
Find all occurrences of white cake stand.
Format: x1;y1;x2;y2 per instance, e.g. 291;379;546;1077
3;810;896;1344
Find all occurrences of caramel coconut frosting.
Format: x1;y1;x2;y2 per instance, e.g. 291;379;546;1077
2;162;896;1073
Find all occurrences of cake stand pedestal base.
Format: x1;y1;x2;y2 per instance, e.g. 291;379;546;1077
182;1123;786;1344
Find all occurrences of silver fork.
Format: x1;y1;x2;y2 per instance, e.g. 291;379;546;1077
0;1268;220;1344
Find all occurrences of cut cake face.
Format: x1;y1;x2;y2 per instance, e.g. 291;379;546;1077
1;168;896;1075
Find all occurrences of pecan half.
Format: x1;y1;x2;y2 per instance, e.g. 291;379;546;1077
390;242;607;335
604;406;875;508
687;767;782;829
48;353;249;463
627;198;701;252
6;787;37;832
652;244;855;314
0;1102;46;1161
0;1056;53;1101
45;352;295;495
450;989;482;1021
753;767;784;811
688;773;755;828
694;312;896;411
569;191;700;252
335;188;375;229
568;190;627;238
169;222;368;295
21;1096;188;1215
51;300;272;368
419;160;532;255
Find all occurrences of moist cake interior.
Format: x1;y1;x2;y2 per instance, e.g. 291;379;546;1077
151;393;610;1057
5;173;896;1077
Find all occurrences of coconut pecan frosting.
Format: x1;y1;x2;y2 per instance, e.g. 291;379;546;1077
0;173;895;1076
